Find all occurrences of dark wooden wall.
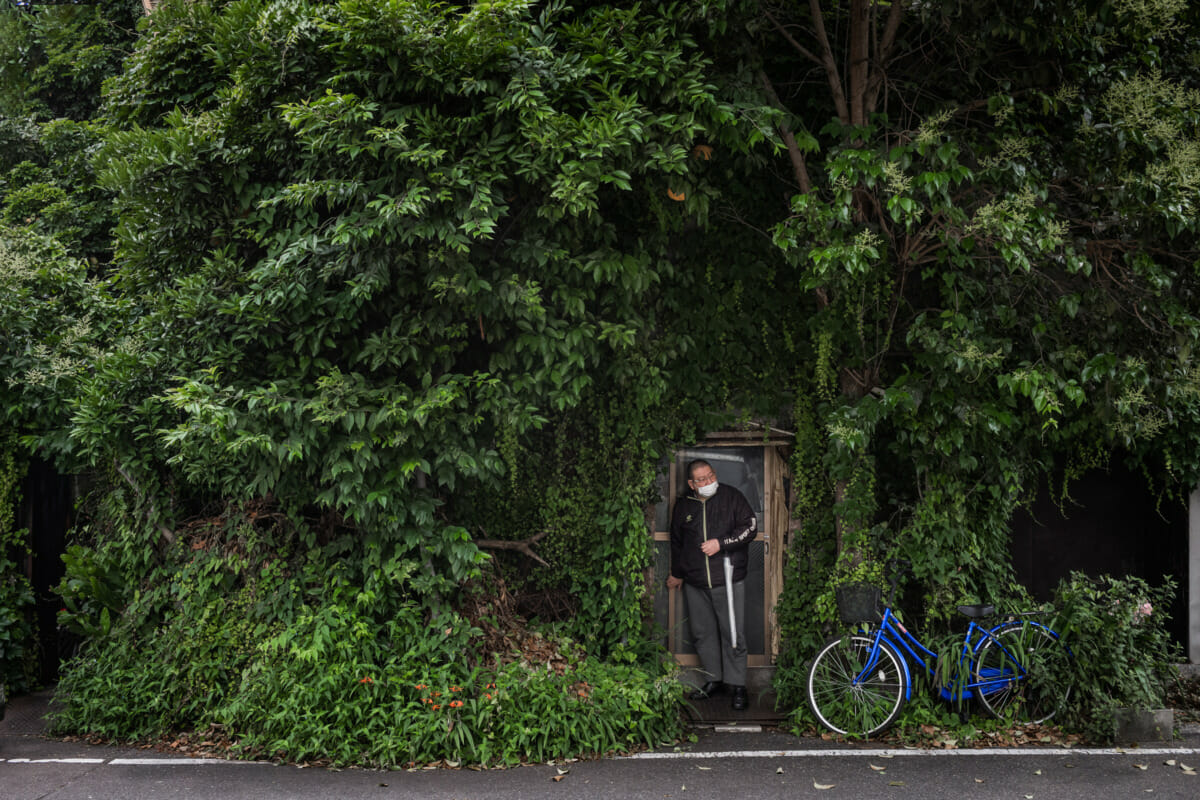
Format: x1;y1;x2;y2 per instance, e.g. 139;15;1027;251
1010;461;1189;649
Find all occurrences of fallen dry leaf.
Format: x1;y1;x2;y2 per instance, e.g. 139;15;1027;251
776;767;784;774
1134;764;1148;771
888;781;905;786
814;781;836;790
552;775;564;782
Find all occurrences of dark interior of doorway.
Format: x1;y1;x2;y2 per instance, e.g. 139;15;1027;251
1009;460;1188;650
21;458;72;685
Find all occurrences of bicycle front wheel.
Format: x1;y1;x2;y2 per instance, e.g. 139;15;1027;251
973;623;1069;723
807;634;906;737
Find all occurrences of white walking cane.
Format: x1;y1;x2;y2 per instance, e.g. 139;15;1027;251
723;555;737;649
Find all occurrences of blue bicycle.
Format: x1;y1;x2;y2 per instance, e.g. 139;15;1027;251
806;565;1071;737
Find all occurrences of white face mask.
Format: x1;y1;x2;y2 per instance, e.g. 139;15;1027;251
697;481;718;498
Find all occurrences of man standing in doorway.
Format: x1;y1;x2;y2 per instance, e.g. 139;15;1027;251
666;459;755;711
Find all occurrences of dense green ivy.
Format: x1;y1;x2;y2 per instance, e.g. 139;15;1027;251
0;0;143;121
56;0;768;605
455;389;679;658
0;434;34;694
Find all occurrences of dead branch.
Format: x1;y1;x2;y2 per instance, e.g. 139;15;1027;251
473;530;550;567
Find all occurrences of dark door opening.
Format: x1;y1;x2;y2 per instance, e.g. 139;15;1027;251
20;458;73;685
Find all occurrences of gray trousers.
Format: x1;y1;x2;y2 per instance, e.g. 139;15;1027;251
683;579;747;687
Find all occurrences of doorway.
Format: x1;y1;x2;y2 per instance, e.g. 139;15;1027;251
651;434;791;668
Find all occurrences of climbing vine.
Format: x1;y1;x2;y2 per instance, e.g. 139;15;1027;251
0;433;34;693
459;389;672;660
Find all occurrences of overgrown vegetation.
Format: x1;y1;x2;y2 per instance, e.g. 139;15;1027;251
50;501;686;766
1;0;1197;762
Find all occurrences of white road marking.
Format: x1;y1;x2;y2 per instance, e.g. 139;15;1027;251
1;757;270;765
627;746;1200;759
1;758;105;764
109;758;268;765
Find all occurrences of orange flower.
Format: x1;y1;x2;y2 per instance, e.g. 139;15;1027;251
449;686;462;692
432;691;442;697
358;677;373;684
449;700;463;708
431;704;441;710
415;684;427;690
484;693;493;700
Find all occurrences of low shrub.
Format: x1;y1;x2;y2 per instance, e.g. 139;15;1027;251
1045;572;1182;742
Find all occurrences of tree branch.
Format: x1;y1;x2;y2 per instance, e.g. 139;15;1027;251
474;530;550;567
113;460;175;544
866;0;906;115
758;70;812;193
763;2;850;124
761;5;823;68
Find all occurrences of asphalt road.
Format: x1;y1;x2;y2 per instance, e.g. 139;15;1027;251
6;690;1200;799
6;726;1200;799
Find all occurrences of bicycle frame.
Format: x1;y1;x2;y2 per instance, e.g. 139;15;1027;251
852;607;1048;703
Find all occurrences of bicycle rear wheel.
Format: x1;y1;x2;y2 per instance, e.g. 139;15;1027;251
973;622;1069;723
807;634;906;737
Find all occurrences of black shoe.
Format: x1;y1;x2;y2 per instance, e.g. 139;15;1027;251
730;685;748;711
688;681;724;700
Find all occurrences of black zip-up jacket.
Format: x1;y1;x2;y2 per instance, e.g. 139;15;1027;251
669;483;756;589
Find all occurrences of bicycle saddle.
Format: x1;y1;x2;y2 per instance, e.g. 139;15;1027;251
956;604;995;619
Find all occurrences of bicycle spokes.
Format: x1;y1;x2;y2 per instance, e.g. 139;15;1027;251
807;635;906;737
974;623;1068;724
